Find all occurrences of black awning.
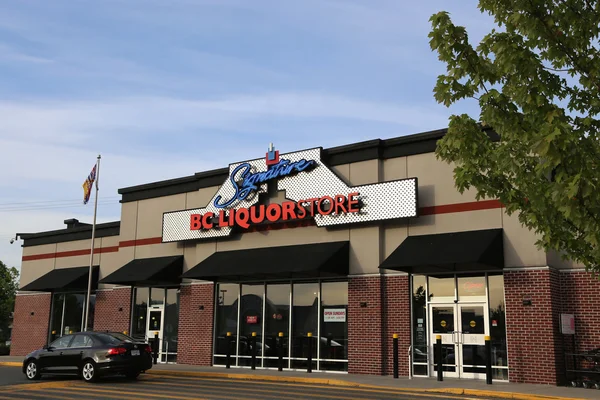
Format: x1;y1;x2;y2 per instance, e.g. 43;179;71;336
379;229;504;274
99;255;183;286
20;266;99;292
183;241;349;282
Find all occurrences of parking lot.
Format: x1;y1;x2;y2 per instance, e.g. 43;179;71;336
0;366;507;400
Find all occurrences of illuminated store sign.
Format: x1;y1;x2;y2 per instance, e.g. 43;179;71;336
162;145;418;242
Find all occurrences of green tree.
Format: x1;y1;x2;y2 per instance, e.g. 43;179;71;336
0;260;19;341
429;1;600;272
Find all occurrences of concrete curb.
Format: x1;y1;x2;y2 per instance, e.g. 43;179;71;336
0;362;585;400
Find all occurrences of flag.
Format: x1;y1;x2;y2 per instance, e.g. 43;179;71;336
82;164;97;205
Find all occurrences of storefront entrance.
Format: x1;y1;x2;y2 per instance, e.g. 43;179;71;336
429;303;488;379
411;273;509;381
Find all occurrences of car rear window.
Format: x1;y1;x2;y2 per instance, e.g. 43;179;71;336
94;333;134;345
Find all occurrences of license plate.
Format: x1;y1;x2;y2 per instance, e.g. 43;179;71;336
131;349;140;356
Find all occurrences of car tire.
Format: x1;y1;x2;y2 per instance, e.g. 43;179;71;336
81;360;98;383
25;360;41;381
125;371;140;380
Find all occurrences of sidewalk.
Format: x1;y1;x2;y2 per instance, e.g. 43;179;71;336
1;356;596;400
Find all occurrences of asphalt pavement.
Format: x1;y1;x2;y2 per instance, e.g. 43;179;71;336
0;366;507;400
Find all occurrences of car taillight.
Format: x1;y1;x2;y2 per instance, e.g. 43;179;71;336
144;345;152;353
107;347;127;356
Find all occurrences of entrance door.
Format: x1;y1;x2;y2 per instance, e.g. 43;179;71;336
146;306;164;362
429;303;488;379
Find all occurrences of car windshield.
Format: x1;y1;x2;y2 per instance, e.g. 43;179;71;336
94;332;135;345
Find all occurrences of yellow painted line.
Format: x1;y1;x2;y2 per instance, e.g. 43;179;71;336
0;362;21;367
60;385;210;400
148;377;487;400
3;380;77;392
144;380;368;400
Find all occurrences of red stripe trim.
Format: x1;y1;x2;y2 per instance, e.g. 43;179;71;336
22;199;504;261
119;237;162;247
419;199;503;216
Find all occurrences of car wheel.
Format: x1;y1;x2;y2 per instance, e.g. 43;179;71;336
81;360;98;382
125;371;140;380
25;360;41;381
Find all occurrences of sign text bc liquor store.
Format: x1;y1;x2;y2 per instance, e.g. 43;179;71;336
162;145;419;242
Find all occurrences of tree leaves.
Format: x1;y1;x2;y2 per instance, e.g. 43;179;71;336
430;1;600;273
0;261;19;341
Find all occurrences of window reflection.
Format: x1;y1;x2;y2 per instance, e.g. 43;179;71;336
214;284;239;365
131;288;149;341
264;284;290;368
428;275;455;301
488;274;508;368
163;288;179;363
320;281;348;370
239;284;263;365
48;293;93;342
291;283;318;369
412;275;427;369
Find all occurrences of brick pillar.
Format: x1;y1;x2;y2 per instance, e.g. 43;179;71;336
348;276;383;375
382;275;411;376
93;287;132;333
560;271;600;352
504;269;563;384
178;283;214;366
10;293;51;356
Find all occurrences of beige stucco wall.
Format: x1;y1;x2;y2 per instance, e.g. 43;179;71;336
501;211;547;268
54;239;101;269
19;243;57;288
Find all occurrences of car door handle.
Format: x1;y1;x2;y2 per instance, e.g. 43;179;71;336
79;351;83;355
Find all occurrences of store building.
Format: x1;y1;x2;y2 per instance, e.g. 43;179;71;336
10;128;600;385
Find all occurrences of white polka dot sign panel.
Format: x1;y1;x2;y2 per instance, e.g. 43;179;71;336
162;147;417;242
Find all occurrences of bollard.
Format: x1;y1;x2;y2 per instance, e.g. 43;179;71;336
436;335;443;382
307;332;313;373
278;332;284;371
226;332;232;369
485;335;492;385
393;333;399;379
153;332;159;365
251;332;257;370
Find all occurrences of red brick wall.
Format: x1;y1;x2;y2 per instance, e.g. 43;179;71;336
348;276;383;374
10;293;51;356
504;269;563;384
560;271;600;351
178;283;214;366
382;275;411;376
93;287;132;334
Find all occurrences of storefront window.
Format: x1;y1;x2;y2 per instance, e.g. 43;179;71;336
163;288;179;363
48;292;94;342
238;284;264;366
264;284;290;368
320;281;348;371
412;275;427;376
214;283;239;365
291;283;318;370
488;274;508;380
428;275;455;302
213;280;348;371
131;288;149;341
150;287;165;306
458;276;487;300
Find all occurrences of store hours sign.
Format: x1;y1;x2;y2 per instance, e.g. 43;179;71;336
162;145;418;242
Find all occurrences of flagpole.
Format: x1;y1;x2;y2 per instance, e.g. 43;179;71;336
83;154;101;332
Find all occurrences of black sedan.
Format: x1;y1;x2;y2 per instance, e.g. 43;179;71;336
22;331;153;382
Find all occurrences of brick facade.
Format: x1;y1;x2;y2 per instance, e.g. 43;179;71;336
93;287;132;334
348;276;383;374
382;275;411;376
559;271;600;352
10;293;51;357
177;283;215;366
504;269;563;384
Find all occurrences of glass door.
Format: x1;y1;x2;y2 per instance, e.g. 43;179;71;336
429;305;459;378
146;306;164;362
457;304;488;379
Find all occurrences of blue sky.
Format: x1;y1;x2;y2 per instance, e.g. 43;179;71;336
0;0;493;270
